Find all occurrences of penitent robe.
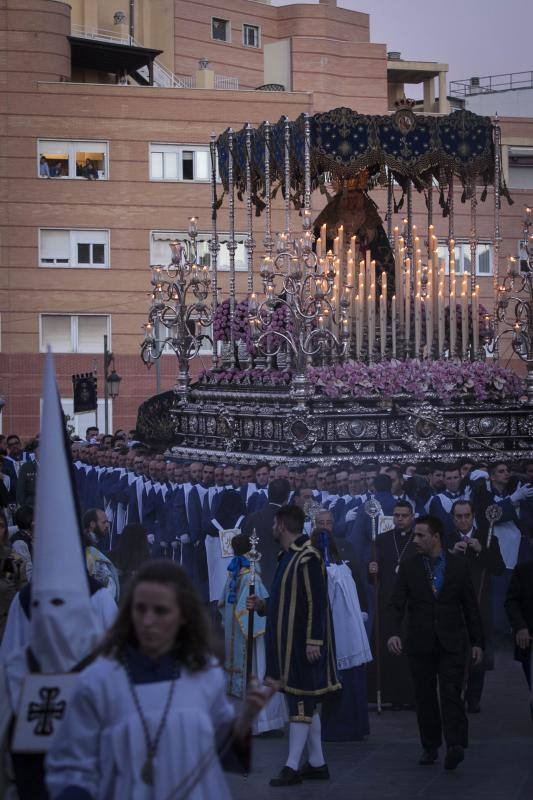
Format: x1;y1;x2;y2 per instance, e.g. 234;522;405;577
45;649;246;800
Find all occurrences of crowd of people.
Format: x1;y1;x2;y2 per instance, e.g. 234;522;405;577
1;423;532;795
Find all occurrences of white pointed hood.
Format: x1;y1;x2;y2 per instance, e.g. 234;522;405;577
30;350;100;673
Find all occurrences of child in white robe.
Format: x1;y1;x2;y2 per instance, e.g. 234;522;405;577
219;533;287;735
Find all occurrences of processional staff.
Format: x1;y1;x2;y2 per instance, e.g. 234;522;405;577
245;529;261;689
365;498;383;714
477;504;503;606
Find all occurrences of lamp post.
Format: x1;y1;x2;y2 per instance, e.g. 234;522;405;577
103;334;121;435
489;206;533;404
141;218;213;400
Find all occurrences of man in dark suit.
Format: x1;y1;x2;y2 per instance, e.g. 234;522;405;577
387;515;483;771
446;499;505;712
505;559;533;716
242;478;290;590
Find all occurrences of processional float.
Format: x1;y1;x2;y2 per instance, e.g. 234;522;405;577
138;105;533;463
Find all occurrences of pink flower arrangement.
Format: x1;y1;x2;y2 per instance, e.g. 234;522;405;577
198;359;524;403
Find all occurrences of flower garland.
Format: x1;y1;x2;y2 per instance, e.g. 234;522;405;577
198;359;525;403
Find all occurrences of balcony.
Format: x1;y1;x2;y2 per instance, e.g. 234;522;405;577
450;71;533;98
70;25;239;90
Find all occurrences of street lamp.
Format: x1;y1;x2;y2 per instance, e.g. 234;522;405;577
104;334;121;434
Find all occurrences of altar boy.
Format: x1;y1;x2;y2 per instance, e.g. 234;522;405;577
219;533;287;735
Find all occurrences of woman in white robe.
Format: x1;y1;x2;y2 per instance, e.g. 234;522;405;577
45;560;275;800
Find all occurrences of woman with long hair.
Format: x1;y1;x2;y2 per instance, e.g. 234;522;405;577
46;560;276;799
109;523;151;596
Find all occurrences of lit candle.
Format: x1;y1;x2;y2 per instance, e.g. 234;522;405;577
316;238;322;260
461;272;469;358
426;289;433;356
415;292;421;356
320;224;327;256
368;293;374;357
338;225;344;261
438;289;445;355
391;295;397;358
472;284;480;355
449;273;457;357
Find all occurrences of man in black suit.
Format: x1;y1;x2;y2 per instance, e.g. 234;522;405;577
387;515;484;771
505;559;533;716
446;499;505;712
242;477;290;589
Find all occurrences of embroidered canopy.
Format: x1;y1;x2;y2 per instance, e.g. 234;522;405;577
217;107;508;211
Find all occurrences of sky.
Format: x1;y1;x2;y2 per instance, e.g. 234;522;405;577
272;0;533;87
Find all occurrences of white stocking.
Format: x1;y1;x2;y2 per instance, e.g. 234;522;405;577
306;713;326;767
286;722;310;770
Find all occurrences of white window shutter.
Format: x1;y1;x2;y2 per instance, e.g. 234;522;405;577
77;316;108;353
41;315;72;352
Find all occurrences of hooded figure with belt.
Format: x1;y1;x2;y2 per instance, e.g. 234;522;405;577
0;352;105;800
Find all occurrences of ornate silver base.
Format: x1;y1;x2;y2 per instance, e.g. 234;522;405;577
136;384;533;464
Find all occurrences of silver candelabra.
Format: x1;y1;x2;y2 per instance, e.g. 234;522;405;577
249;212;350;406
490;206;533;404
141;217;213;399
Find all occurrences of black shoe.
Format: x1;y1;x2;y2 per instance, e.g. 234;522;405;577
419;750;438;766
269;767;303;787
299;762;330;780
467;702;481;713
444;745;464;771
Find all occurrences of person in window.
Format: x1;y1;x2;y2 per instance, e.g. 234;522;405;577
81;158;98;180
50;162;62;177
39;156;50;178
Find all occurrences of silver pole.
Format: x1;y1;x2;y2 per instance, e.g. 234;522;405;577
283;116;291;236
154;319;161;392
303;112;311;215
469;180;478;360
245;123;255;295
406;180;413;263
210;132;220;368
103;333;109;435
228;129;236;367
493;116;502;358
427;182;433;261
263;122;273;258
387;169;393;245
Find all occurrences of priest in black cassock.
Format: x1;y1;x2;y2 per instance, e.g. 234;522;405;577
367;500;417;708
247;505;340;787
446;499;505;712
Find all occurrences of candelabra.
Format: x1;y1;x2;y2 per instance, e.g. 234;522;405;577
490;206;533;404
141;217;213;399
249;212;350;406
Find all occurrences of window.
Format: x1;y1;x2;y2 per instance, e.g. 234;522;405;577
39;230;109;268
436;241;493;276
41;398;109;438
243;24;260;48
40;315;110;353
150;231;247;271
149;144;213;182
508;146;533;189
38;140;108;179
212;17;230;42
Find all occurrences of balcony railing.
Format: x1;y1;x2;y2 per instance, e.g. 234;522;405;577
70;24;239;90
450;70;533;98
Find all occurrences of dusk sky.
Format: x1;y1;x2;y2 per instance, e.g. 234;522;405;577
273;0;533;88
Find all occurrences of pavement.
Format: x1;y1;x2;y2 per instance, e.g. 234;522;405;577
228;643;533;800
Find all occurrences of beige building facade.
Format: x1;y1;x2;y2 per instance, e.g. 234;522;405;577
1;0;532;438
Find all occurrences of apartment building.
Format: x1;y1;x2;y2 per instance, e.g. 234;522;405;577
1;0;532;437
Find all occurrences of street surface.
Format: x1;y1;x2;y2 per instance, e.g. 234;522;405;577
229;641;532;799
